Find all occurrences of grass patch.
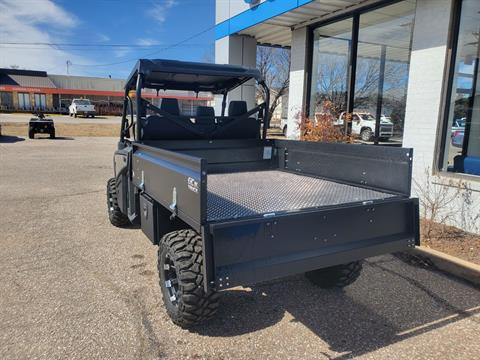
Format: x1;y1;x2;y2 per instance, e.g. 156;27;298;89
1;122;120;137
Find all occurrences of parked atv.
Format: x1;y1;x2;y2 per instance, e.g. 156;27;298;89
29;113;55;139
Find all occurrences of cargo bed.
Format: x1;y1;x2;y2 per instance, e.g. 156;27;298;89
207;170;396;221
131;139;419;289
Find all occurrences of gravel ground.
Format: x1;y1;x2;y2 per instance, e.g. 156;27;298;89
0;136;479;359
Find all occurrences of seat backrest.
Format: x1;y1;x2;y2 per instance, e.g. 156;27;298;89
160;98;180;116
194;106;217;134
141;115;201;140
228;101;247;116
213;100;260;139
196;106;215;118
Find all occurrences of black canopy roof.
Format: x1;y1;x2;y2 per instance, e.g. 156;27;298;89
125;59;263;94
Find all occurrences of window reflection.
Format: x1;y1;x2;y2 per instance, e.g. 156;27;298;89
354;0;416;143
308;0;416;145
309;19;352;120
442;0;480;176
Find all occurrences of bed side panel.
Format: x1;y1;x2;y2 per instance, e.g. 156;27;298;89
208;198;418;289
275;140;413;196
131;143;206;231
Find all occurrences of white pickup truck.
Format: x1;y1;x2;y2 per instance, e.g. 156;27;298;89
337;112;394;141
69;99;96;118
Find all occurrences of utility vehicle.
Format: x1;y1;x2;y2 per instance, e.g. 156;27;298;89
29;113;55;139
106;59;419;328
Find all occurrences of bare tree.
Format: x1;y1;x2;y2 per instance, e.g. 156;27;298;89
311;54;408;121
256;46;290;123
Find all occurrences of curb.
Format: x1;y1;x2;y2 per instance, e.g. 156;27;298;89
409;246;480;286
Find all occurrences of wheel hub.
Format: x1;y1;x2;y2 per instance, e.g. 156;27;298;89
163;254;179;306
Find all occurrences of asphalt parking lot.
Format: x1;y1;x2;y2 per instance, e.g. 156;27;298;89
0;136;479;359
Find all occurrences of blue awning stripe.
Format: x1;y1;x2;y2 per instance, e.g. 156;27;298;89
215;0;314;40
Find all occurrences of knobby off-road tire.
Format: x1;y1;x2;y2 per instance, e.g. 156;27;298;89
50;129;55;139
28;128;34;139
158;230;219;328
106;177;130;227
305;261;363;288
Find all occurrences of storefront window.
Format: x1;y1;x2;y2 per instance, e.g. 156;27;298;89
18;92;30;110
34;93;46;110
308;0;416;144
354;1;416;143
441;0;480;176
309;19;353;120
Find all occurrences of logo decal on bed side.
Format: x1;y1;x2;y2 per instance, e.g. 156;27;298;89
187;177;199;193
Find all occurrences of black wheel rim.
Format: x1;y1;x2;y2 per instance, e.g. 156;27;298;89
163;254;179;307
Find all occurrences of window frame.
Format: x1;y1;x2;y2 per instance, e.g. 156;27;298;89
305;0;415;145
436;0;480;178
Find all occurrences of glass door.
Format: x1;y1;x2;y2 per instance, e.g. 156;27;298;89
354;1;416;144
309;18;353;121
18;93;30;110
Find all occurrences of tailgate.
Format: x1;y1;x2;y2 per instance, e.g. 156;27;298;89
131;143;207;231
206;198;419;289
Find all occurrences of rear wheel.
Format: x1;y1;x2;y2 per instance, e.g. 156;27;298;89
50;129;55;139
106;177;130;227
28;128;34;139
305;261;363;288
158;229;220;328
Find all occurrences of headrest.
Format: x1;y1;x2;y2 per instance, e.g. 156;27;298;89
228;101;247;117
160;98;180;116
196;106;215;117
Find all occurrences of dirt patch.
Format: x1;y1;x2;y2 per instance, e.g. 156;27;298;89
421;220;480;265
1;122;119;137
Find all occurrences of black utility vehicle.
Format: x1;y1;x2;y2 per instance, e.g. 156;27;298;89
29;113;55;139
107;59;419;328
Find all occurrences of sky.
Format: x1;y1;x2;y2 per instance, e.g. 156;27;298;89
0;0;216;79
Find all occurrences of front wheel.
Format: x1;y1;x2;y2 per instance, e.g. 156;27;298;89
28;128;34;139
106;177;130;227
50;129;55;139
360;128;373;142
158;230;220;328
305;261;363;288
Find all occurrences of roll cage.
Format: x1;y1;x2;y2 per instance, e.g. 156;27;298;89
120;59;270;142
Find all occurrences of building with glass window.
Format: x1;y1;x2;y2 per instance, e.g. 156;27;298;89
215;0;480;231
0;68;212;116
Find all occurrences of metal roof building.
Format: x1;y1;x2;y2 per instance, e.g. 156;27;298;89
0;68;213;115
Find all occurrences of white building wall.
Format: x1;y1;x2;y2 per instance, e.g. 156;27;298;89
214;35;257;113
286;27;308;139
403;0;480;233
403;0;453;176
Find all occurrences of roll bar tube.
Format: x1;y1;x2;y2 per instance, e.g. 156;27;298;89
135;73;143;141
260;81;270;139
120;87;129;141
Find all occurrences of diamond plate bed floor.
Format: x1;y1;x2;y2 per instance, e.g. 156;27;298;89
207;170;396;221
